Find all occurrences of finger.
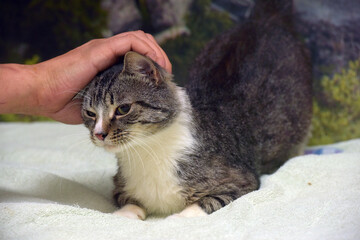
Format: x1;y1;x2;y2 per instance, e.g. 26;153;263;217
145;33;172;73
110;31;171;72
143;33;166;66
81;33;154;74
109;31;158;61
128;31;168;70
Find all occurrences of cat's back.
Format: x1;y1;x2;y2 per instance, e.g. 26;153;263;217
186;0;312;173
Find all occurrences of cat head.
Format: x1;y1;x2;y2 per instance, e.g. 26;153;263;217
81;51;180;152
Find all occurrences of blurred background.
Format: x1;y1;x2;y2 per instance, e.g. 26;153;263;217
0;0;360;146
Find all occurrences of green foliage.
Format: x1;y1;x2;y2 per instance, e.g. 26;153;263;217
0;53;45;121
24;55;41;65
137;0;152;32
0;0;106;122
0;114;52;122
0;0;107;63
162;0;234;85
310;59;360;145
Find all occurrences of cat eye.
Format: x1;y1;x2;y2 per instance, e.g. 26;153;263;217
115;104;131;116
85;110;96;118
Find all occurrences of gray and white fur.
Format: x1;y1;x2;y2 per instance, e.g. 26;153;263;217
81;0;312;219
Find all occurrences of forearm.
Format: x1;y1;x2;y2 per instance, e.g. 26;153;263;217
0;51;94;119
0;31;171;124
0;46;108;120
0;64;40;115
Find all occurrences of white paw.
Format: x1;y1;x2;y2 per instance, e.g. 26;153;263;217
113;204;146;220
167;204;208;219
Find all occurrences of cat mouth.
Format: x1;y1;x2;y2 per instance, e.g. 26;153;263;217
102;142;125;153
102;140;131;153
92;130;137;153
91;137;119;151
103;144;118;151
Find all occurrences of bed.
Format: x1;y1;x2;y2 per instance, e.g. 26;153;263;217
0;122;359;240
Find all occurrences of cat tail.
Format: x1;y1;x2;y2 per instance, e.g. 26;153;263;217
251;0;294;24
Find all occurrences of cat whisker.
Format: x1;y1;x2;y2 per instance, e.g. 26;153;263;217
56;89;86;96
110;131;130;143
60;129;92;144
128;130;167;158
124;139;134;174
54;89;92;102
118;138;134;174
75;95;91;101
126;136;146;174
64;100;85;110
64;138;94;154
127;134;161;166
58;132;90;142
116;136;136;172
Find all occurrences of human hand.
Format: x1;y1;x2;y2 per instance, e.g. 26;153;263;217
0;31;171;124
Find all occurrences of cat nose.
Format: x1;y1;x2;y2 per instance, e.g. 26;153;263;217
95;132;108;141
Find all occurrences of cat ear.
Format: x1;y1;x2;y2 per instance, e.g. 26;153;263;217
122;51;161;85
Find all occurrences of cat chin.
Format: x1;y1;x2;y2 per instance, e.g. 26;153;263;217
103;144;123;153
92;139;124;153
103;142;137;154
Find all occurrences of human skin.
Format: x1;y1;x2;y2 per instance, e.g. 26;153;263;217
0;31;171;124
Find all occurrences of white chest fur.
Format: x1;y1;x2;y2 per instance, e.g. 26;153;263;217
115;112;195;215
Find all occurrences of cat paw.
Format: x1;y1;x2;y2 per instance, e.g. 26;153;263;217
113;204;146;220
167;204;208;219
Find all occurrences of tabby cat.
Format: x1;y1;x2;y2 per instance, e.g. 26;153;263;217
81;0;312;219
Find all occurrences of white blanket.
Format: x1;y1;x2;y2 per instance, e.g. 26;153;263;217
0;122;359;240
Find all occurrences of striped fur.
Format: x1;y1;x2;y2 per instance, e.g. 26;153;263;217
81;4;313;219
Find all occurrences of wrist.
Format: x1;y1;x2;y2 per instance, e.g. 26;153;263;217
0;63;41;115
